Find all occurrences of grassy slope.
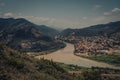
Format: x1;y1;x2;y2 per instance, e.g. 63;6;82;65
79;54;120;66
0;43;120;80
0;43;80;80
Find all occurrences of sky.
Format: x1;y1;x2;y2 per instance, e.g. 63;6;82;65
0;0;120;29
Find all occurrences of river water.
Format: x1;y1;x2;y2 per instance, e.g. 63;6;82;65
35;43;120;69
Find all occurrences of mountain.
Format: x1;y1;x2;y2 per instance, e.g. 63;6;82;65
61;21;120;37
60;21;120;53
0;18;58;37
0;18;64;52
35;25;59;37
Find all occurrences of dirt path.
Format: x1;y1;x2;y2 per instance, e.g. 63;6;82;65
35;43;120;69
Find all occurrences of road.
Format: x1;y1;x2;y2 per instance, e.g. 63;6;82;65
35;43;120;69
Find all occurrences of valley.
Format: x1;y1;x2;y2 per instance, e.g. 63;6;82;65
0;18;120;80
1;0;120;79
35;43;120;69
0;18;120;70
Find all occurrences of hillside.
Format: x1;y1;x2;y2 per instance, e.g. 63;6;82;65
0;18;58;37
61;21;120;37
1;43;120;80
0;18;64;52
0;43;71;80
60;21;120;54
35;25;59;37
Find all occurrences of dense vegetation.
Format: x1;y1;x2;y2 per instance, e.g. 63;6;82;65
0;43;120;80
0;43;71;80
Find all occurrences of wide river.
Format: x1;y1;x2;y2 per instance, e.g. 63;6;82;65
35;43;120;69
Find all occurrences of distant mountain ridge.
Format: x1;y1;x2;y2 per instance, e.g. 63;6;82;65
60;21;120;54
61;21;120;37
35;25;59;37
0;18;64;52
0;18;58;37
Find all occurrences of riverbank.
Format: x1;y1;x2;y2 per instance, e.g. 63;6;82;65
75;53;120;67
35;43;120;69
27;41;66;56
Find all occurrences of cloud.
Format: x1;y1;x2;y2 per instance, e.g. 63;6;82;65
103;12;110;16
112;8;120;12
27;16;81;29
1;12;59;27
16;14;58;27
82;17;87;20
3;12;13;18
104;8;120;16
94;5;102;9
27;16;56;25
81;7;120;27
95;5;101;8
92;7;120;24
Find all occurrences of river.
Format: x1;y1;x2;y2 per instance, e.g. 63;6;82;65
35;43;120;69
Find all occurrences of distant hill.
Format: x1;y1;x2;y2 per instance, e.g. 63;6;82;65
60;21;120;54
61;21;120;38
0;18;64;52
0;18;58;37
35;25;59;37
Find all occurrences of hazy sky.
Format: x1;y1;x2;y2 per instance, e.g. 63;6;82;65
0;0;120;29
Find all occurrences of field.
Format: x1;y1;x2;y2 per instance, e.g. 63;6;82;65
77;53;120;66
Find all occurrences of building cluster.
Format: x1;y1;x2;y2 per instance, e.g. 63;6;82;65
74;36;120;54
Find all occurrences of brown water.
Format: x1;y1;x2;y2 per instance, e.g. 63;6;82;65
35;43;120;69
